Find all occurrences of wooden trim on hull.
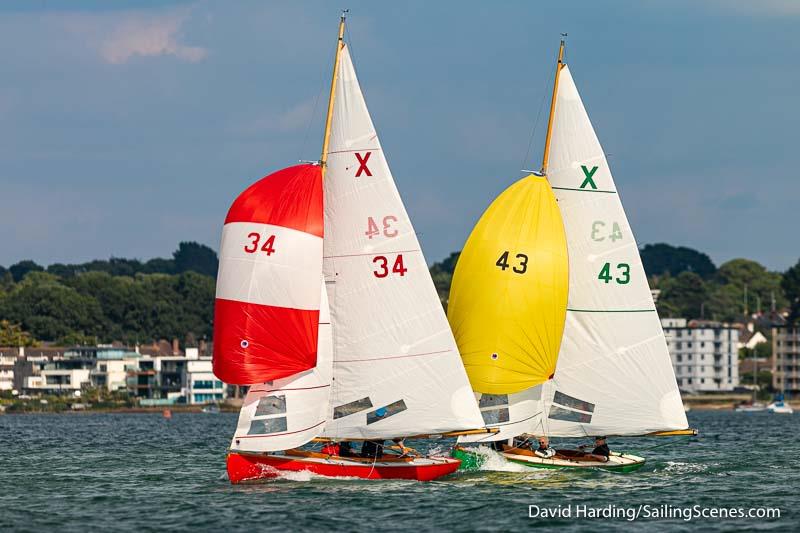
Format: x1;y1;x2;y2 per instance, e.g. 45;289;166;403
226;452;461;483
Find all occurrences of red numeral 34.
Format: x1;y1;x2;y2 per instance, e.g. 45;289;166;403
244;233;276;255
372;254;407;278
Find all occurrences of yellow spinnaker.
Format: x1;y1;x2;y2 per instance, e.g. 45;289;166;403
447;174;568;394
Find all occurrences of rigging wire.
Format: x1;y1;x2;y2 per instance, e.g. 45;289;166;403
520;43;560;172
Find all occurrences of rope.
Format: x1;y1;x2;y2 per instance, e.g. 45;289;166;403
520;55;557;170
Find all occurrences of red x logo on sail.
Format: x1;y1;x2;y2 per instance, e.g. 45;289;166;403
355;152;372;177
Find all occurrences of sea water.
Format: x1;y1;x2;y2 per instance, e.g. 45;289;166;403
0;410;796;531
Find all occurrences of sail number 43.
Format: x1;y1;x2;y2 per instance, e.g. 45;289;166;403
591;221;623;242
598;262;630;284
496;251;528;274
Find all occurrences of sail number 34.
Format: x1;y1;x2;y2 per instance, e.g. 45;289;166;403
244;233;276;255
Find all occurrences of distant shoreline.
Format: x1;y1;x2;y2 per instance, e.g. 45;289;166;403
0;405;239;415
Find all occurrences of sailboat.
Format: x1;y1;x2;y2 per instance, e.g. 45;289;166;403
213;13;486;484
447;39;695;472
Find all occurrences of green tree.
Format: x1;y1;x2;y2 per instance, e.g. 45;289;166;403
9;260;44;282
0;273;106;341
429;252;460;307
0;320;37;346
640;243;716;279
173;242;218;277
656;271;709;319
707;259;787;321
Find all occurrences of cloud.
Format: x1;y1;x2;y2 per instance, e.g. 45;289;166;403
100;11;206;64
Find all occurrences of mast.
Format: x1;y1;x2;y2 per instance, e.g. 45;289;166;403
540;37;566;176
320;11;348;177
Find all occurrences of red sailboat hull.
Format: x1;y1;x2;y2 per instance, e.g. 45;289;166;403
227;451;461;483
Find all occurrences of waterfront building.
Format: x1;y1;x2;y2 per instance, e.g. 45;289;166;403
661;318;740;392
1;342;226;404
772;326;799;398
126;347;226;405
0;353;14;391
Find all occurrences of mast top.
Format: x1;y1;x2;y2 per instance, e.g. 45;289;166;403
320;12;348;171
540;36;568;175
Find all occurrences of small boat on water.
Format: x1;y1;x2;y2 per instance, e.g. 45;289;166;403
734;402;767;413
214;13;486;484
767;394;793;414
201;404;220;414
227;448;460;483
445;38;695;472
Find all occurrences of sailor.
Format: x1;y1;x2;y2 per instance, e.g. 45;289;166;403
584;436;610;462
512;434;534;450
392;437;409;456
360;440;384;459
338;441;356;457
533;436;556;459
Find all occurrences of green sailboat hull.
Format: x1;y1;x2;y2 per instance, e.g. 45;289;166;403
452;446;646;473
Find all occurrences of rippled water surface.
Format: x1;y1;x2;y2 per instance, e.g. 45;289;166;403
1;410;797;531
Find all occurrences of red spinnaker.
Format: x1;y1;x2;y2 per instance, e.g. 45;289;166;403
213;164;323;385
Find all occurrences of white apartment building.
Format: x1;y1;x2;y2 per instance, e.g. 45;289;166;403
186;350;225;405
0;355;15;391
662;318;740;392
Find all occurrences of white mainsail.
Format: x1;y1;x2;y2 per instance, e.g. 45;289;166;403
543;65;687;437
321;44;484;439
230;281;333;452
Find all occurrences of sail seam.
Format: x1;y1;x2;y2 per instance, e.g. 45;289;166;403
551;186;616;194
323;249;420;259
334;349;450;363
249;384;331;394
327;148;383;154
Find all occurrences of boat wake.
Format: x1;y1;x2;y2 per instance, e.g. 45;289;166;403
470;446;530;473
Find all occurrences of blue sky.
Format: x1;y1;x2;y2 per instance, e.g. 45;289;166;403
1;0;798;271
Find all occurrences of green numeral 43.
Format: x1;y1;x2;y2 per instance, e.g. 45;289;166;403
598;262;630;284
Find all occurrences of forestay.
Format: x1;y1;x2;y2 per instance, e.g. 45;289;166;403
230;281;333;452
544;65;687;436
321;45;483;439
